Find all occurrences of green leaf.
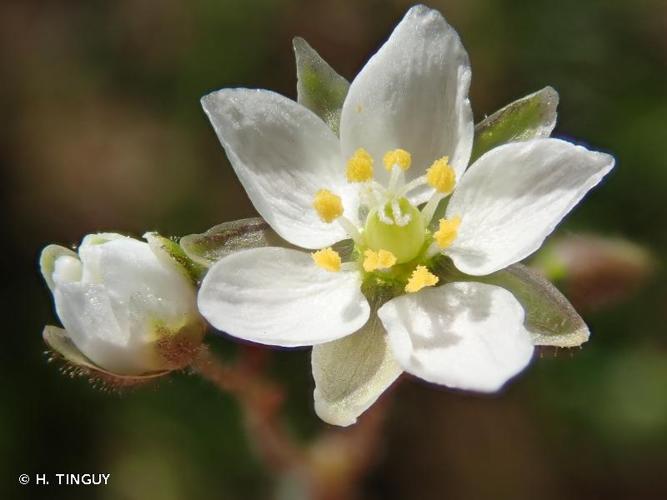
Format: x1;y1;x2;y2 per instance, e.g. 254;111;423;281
179;217;290;268
293;37;349;135
471;86;559;163
433;258;589;348
144;232;206;284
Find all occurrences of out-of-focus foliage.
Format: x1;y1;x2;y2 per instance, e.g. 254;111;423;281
533;233;656;313
1;0;666;499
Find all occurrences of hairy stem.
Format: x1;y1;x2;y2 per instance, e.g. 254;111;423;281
191;346;305;472
191;344;395;500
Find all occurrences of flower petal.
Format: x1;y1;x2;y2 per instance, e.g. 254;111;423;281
202;88;357;249
40;244;80;292
312;313;402;426
434;259;591;348
378;282;534;392
197;247;370;347
340;5;473;202
446;138;615;275
78;236;197;326
54;283;162;375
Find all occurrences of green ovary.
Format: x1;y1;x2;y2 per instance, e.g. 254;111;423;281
364;198;426;263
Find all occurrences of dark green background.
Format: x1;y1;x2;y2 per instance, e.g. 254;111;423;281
2;0;666;498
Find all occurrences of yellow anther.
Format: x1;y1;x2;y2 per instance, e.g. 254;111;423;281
405;265;439;293
313;189;343;223
346;148;374;183
426;156;456;193
312;248;341;272
362;249;397;272
434;216;461;249
383;149;412;171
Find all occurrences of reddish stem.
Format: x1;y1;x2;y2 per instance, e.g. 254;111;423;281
191;344;395;500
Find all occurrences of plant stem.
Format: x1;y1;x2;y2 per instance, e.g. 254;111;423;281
191;344;396;500
191;346;305;472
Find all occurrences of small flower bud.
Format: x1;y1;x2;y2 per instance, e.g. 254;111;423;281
40;233;206;384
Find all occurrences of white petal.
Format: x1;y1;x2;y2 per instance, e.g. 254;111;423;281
446;138;615;275
340;5;473;203
312;314;402;426
40;244;80;292
77;232;131;283
53;256;82;286
54;283;162;374
198;247;370;347
47;234;200;375
78;236;196;325
202;88;357;249
378;282;534;392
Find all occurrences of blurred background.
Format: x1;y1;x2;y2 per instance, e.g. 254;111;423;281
1;0;666;498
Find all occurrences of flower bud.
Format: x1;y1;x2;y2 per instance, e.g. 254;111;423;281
40;233;206;383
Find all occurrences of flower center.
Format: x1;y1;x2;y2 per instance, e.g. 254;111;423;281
311;148;462;294
364;198;424;263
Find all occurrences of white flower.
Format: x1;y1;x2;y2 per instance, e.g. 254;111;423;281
41;233;205;376
197;6;614;424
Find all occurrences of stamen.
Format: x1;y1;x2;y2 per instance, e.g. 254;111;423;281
346;148;374;183
312;248;341;272
370;180;387;195
420;192;445;226
400;175;428;196
426;156;456;194
405;265;439;293
434;216;461;249
363;249;397;272
387;165;404;194
313;189;343;223
419;158;457;225
360;183;384;209
337;216;363;245
383;149;412;172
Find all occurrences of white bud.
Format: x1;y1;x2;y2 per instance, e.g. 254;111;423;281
40;233;205;379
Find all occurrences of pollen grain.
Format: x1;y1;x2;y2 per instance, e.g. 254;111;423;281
405;265;439;293
313;189;343;223
383;149;412;172
312;248;342;272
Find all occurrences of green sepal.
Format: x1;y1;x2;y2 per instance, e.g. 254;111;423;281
471;86;559;163
144;232;206;284
179;218;291;268
43;325;170;387
293;37;349;135
312;313;402;427
180;217;357;269
433;257;589;348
